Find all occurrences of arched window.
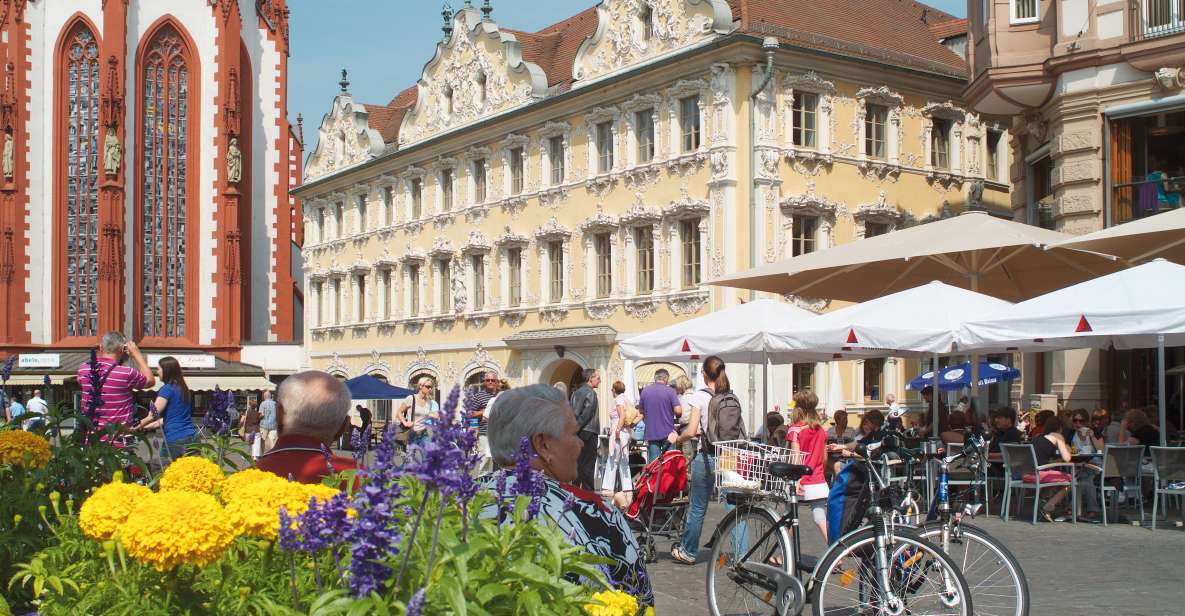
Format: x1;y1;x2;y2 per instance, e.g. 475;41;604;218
58;22;101;339
138;24;195;339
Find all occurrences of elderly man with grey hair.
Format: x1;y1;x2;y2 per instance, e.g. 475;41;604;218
569;368;601;490
256;370;357;484
76;331;156;432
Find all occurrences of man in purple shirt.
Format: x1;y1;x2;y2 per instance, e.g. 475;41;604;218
637;369;683;461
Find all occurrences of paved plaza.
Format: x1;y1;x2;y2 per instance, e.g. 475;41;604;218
647;503;1185;615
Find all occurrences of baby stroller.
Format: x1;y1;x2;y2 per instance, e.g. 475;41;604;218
624;450;689;562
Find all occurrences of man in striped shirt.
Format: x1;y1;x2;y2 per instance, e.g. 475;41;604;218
77;331;156;431
464;371;498;472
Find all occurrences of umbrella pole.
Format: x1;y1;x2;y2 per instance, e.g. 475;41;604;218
932;352;940;436
763;358;769;428
1158;335;1167;447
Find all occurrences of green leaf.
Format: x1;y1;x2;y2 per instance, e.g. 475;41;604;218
508;561;552;586
440;575;467;616
516;589;542;616
475;582;510;604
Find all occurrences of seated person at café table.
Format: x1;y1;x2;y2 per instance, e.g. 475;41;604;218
827;409;856;441
1090;408;1122;444
987;407;1022;467
1029;410;1055;438
940;411;968;445
1028;416;1077;522
829;409;885;474
1119;408;1160;453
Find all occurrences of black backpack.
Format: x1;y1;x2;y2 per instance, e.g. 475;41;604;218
702;388;747;450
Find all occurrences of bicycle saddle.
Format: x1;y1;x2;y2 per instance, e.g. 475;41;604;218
769;462;813;480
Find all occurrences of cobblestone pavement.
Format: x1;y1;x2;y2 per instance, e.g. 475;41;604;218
646;502;1185;615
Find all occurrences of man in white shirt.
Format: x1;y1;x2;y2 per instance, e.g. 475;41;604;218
25;389;48;431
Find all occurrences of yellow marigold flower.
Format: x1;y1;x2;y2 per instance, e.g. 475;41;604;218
0;430;50;469
222;474;338;539
79;481;152;540
584;589;639;616
121;491;235;571
159;457;225;494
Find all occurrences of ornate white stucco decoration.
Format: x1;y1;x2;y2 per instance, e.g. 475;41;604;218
398;6;549;147
304;92;385;181
620;193;664;225
853;191;907;238
668;290;709;315
326;352;350;376
494;225;530;247
665;188;711;217
779;181;846;220
579;211;620;233
572;0;733;85
533;217;572;240
429;236;455;258
360;349;393;378
921;100;967;122
1154;67;1184;91
462;230;492;253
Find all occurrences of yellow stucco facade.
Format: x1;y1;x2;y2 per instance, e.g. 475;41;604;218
295;2;1010;426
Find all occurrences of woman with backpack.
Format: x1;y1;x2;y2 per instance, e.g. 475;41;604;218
601;380;636;495
787;390;829;541
671;355;736;565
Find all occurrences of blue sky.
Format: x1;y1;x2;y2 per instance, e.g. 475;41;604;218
288;0;968;149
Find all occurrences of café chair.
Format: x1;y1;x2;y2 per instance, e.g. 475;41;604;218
1098;445;1145;527
1150;446;1185;531
1000;443;1077;525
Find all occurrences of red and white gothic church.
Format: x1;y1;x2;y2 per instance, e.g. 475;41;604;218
0;0;302;370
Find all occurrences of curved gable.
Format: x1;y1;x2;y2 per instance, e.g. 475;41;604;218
572;0;732;86
304;92;385;181
398;7;549;147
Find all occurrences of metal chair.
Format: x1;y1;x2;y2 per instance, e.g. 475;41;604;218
1098;445;1145;527
1000;443;1078;524
945;443;990;515
1150;446;1185;531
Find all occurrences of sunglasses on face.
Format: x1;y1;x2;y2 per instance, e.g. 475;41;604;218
484;379;496;383
421;384;434;389
1073;418;1086;424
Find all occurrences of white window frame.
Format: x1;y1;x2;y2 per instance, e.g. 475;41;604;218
434;257;452;315
332;202;344;239
468;253;487;312
1010;0;1039;25
783;73;836;158
471;157;487;205
855;87;903;168
678;217;704;288
382;185;395;226
404;261;423;318
354;193;367;235
408;176;424;220
503;244;525;308
439;166;455;213
586;107;620;176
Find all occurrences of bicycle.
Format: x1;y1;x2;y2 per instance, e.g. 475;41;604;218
706;438;974;616
885;435;1030;616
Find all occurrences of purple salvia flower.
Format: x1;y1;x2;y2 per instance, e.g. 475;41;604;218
513;436;546;521
562;490;577;514
43;373;51;387
277;506;301;552
291;492;351;553
247;431;256;446
1;355;14;383
350;427;367;463
406;588;427;616
401;385;480;500
202;388;234;436
320;443;336;475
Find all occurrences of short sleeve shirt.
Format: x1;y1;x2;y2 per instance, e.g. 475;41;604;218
638;383;680;441
77;358;149;429
157;383;196;443
787;422;827;487
258;399;278;430
684;389;713;435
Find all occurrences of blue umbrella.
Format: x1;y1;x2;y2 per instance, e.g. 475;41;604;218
906;361;1020;391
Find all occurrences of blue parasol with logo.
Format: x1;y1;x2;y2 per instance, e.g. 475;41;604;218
906;361;1020;391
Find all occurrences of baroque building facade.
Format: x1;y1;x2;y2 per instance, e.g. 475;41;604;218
296;0;1011;426
0;1;302;385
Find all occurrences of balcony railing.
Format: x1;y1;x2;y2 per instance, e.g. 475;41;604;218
1143;0;1185;39
1111;176;1184;225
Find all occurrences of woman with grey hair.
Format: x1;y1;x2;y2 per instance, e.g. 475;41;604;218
482;384;653;607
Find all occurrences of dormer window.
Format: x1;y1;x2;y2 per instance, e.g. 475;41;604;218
475;71;487;104
444;86;454;116
640;5;654;41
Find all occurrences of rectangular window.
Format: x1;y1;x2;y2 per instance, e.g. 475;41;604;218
986;130;1002;181
635;226;654;294
548;241;564;303
508;247;523;307
863;358;885;401
381;269;392;319
865;222;889;238
332;278;342;325
681;218;702;287
635;110;655;164
355;273;367;322
596;121;615;173
510;147;524;195
641;5;654;40
931;118;951;170
356;196;367;233
594;233;613;299
438;259;451;314
792;91;818;149
1146;0;1185;36
473;159;486;204
791;215;817;257
549;136;565;185
316;208;325;243
471;255;485;311
313;281;324;326
333;202;344;239
411;178;423;219
1011;0;1038;23
792;363;814;394
441;168;454;212
864;105;887;160
680;96;701;152
383;186;394;226
408;264;420;317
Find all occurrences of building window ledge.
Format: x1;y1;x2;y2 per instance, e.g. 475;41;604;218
664;150;708;175
666;289;709;316
857;159;901;180
622;296;660;320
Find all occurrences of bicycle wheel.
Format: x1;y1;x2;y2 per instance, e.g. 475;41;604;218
707;504;793;616
812;527;973;616
916;522;1029;616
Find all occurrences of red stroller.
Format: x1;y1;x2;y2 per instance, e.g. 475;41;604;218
624;450;689;562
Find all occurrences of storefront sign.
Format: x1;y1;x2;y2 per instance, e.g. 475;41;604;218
18;353;61;369
146;354;217;369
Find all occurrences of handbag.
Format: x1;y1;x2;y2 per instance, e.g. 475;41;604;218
395;397;416;445
622;402;642;427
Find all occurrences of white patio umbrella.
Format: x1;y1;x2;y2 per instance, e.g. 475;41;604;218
822;360;846;416
767;281;1014;434
958;259;1185;445
1049;208;1185;265
618;299;820;424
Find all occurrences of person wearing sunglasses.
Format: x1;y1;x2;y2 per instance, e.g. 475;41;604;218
397;376;440;445
464;371;500;473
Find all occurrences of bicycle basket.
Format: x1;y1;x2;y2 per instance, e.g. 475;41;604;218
714;440;808;497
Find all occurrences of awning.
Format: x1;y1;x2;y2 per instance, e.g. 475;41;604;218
4;375;64;386
633;362;687;385
152;376;276;392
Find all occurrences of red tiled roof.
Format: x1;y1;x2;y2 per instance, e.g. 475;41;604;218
929;18;968;41
737;0;967;77
365;1;966;144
